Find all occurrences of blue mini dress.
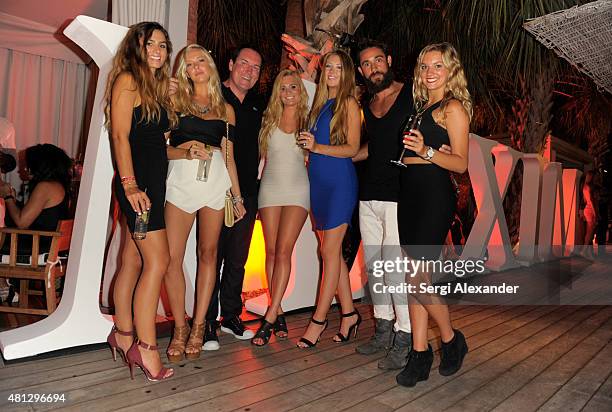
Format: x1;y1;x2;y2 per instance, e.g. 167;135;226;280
308;99;358;230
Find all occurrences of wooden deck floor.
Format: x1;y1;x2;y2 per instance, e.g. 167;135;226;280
0;301;611;412
1;252;611;411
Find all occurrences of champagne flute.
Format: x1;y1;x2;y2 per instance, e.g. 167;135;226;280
390;114;423;168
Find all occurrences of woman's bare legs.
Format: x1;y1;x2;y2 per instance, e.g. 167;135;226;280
253;206;308;344
397;266;461;386
298;224;356;347
266;206;308;319
129;228;170;376
184;206;223;358
408;266;455;351
112;219;141;354
332;245;358;341
164;202;196;329
191;207;224;324
260;206;281;302
163;202;196;360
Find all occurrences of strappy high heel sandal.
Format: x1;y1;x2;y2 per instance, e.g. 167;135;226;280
166;324;191;363
333;310;362;343
185;322;205;360
251;320;274;346
273;314;288;339
126;340;174;382
297;317;328;348
107;325;133;364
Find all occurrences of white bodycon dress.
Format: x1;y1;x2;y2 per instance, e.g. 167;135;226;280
258;127;310;211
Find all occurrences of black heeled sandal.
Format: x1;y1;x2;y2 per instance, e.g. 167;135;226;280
251;320;275;346
297;317;328;348
273;314;288;339
333;310;362;343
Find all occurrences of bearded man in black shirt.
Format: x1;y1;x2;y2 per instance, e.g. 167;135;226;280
352;42;414;369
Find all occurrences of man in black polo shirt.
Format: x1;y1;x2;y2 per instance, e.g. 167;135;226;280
204;46;265;349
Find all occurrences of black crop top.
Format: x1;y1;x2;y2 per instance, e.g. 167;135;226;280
170;116;236;148
403;100;450;158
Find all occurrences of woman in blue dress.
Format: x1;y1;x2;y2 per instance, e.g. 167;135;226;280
296;49;362;347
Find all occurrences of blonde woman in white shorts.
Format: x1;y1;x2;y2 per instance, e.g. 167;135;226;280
164;45;246;361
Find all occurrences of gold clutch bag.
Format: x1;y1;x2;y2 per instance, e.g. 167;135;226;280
224;192;235;227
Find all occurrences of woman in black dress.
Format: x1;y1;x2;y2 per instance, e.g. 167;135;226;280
396;43;471;387
104;22;177;381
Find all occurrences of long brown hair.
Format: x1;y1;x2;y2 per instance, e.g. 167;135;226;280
173;44;227;120
104;21;177;128
309;49;356;145
259;69;309;157
413;42;472;121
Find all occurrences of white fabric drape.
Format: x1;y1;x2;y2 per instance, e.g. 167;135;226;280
112;0;168;27
0;11;89;64
0;12;92;189
0;47;90;159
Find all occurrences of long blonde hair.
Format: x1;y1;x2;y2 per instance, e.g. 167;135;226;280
259;69;309;157
413;42;473;120
309;49;356;145
104;22;177;128
173;44;227;120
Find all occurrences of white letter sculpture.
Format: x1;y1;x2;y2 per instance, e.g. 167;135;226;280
0;16;125;360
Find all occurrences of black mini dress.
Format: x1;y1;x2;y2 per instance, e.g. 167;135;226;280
114;105;169;233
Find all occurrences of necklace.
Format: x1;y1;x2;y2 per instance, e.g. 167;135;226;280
193;101;211;115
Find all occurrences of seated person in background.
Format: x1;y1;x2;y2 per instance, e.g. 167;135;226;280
0;151;17;229
0;144;72;255
0;150;17;303
0;151;17;175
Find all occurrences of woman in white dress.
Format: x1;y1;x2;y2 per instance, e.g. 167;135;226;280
252;69;310;346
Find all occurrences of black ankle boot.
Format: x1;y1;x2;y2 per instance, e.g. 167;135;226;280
439;329;468;376
396;344;434;387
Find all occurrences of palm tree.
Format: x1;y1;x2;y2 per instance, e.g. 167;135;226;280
355;0;611;242
197;0;287;92
282;0;306;68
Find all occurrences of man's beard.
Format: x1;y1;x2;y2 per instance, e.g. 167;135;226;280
364;70;394;94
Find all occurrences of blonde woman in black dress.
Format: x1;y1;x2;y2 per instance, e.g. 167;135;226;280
396;42;471;387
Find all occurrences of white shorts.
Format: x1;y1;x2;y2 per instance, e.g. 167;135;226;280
165;151;231;213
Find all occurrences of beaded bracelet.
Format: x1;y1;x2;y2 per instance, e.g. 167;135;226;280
120;175;136;183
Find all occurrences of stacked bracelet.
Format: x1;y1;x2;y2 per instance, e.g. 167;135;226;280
120;176;137;186
232;196;244;205
120;175;136;183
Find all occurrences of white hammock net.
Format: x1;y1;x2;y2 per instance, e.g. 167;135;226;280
524;0;612;94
